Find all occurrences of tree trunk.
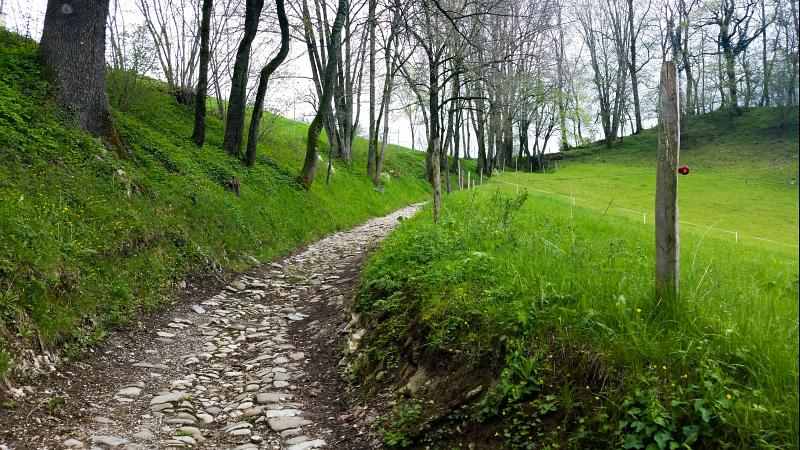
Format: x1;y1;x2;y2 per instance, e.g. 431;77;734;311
490;99;502;170
39;0;124;151
724;48;740;114
299;0;348;189
366;0;377;180
409;114;416;151
502;107;513;167
627;0;643;132
453;103;461;168
518;118;530;159
473;88;488;176
373;13;398;186
759;0;770;106
192;0;213;147
245;0;290;166
223;0;264;158
557;6;568;149
428;54;441;222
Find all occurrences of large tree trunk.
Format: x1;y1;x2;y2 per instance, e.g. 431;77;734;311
223;0;264;158
298;0;348;189
245;0;291;166
39;0;124;151
192;0;213;147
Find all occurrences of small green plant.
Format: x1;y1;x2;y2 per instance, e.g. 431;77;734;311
378;399;424;448
48;395;65;412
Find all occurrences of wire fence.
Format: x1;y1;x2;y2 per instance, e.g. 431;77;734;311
494;180;798;250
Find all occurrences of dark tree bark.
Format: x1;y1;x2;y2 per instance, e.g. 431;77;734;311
192;0;213;147
223;0;264;158
298;0;348;189
39;0;124;151
245;0;291;166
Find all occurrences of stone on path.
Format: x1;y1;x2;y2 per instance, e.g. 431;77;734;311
116;386;142;397
89;435;129;447
256;392;290;404
287;439;327;450
149;391;187;406
63;439;84;448
268;416;312;432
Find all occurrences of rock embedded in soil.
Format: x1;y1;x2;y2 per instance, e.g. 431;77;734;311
268;416;312;431
89;435;129;447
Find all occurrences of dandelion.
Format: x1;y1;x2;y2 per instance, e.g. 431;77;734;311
636;308;642;313
726;394;732;400
662;365;667;370
594;396;599;400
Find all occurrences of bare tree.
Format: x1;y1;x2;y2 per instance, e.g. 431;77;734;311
299;0;349;189
706;0;768;115
136;0;201;104
245;0;291;166
222;0;265;158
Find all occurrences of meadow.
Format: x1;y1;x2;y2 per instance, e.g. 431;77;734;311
355;107;799;448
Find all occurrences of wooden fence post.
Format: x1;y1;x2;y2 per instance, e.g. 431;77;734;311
655;61;680;306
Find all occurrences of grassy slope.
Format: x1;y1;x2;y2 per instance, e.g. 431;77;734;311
511;107;799;246
0;30;430;375
355;108;799;448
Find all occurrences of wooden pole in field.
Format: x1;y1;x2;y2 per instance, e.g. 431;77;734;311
655;61;680;306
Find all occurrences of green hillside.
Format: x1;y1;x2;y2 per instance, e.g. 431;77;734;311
501;108;799;248
354;109;799;448
0;30;430;375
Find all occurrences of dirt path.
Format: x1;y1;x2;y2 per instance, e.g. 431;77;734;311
0;205;421;450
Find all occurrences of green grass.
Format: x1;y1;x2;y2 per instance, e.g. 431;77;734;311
356;109;799;448
0;30;431;371
501;107;799;248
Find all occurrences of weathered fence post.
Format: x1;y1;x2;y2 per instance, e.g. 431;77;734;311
655;61;680;306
